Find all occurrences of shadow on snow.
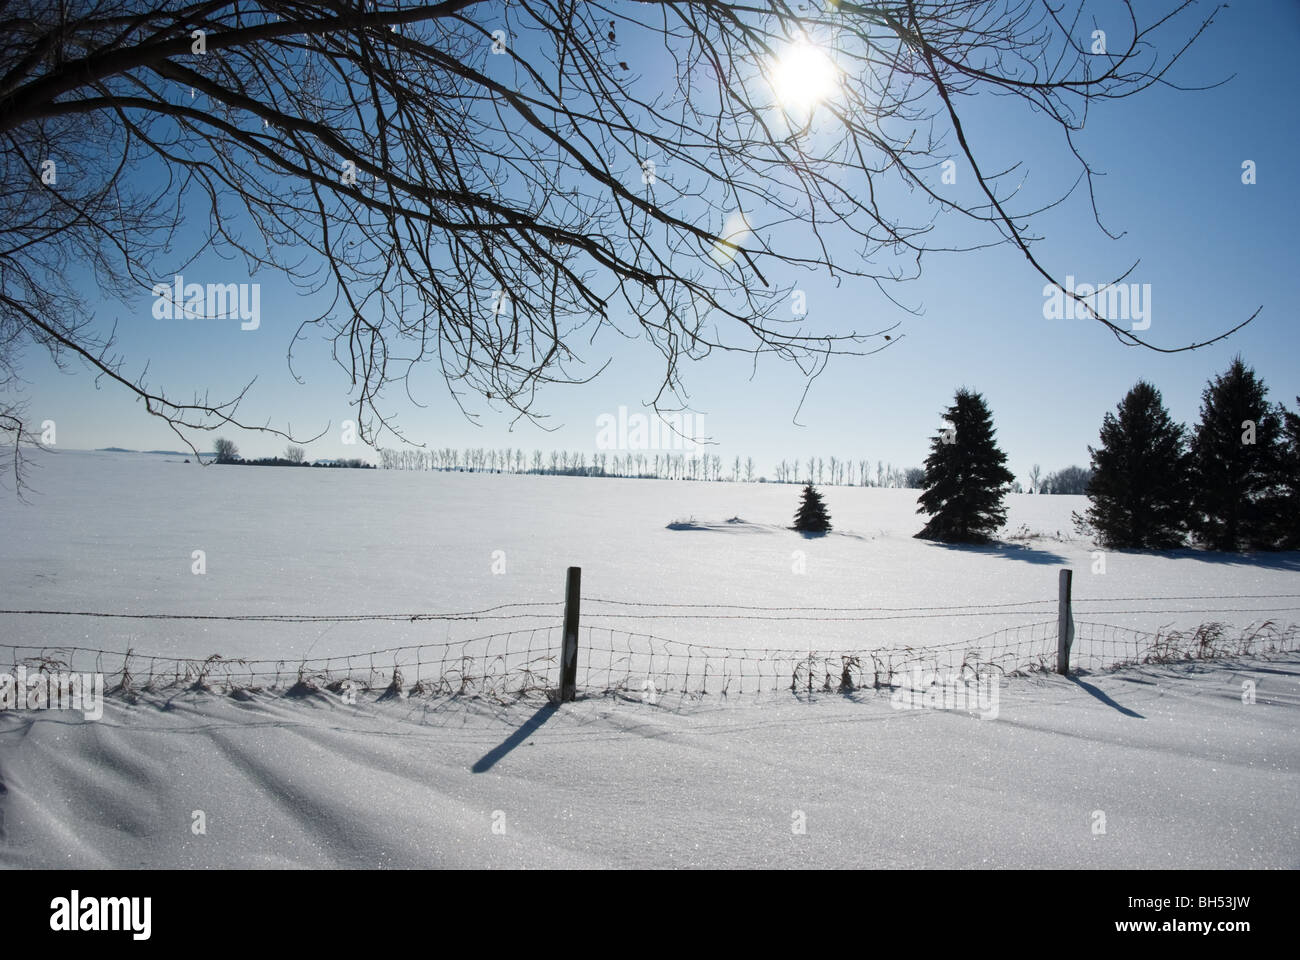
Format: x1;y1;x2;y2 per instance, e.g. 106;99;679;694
922;539;1069;566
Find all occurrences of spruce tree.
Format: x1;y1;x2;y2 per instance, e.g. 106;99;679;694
915;389;1015;543
1267;398;1300;550
1188;357;1280;551
793;483;831;533
1082;381;1190;548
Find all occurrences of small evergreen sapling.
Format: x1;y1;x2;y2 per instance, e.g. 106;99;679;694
793;484;832;533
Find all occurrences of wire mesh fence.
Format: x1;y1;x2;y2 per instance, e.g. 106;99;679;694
1072;619;1300;673
0;629;560;702
2;608;1296;705
576;620;1062;698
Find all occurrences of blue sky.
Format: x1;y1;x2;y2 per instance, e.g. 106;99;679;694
18;1;1300;483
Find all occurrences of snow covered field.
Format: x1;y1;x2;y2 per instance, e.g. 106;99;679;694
1;449;1298;868
1;448;1297;666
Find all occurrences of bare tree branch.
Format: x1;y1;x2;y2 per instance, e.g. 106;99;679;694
0;0;1252;485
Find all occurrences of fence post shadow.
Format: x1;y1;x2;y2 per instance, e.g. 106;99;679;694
471;702;558;773
1067;675;1145;719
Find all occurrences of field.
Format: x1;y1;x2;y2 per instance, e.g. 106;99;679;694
1;449;1298;867
3;449;1298;660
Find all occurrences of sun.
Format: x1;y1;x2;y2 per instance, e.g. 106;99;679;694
770;40;839;113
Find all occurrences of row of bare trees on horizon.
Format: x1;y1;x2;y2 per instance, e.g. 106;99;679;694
375;446;1090;493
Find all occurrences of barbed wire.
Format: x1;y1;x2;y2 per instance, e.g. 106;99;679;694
2;593;1297;625
584;593;1300;612
584;596;1063;612
577;606;1300;622
0;602;562;623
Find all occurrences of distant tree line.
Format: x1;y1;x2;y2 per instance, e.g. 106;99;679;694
212;439;372;469
1025;464;1093;495
771;458;923;488
377;445;925;487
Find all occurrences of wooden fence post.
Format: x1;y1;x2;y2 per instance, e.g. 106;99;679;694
559;566;581;701
1057;568;1074;675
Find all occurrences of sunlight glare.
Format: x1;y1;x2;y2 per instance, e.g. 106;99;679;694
770;40;839;114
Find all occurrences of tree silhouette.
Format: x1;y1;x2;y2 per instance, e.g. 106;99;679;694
916;389;1014;543
1188;358;1280;552
1082;381;1189;548
793;484;832;534
1271;399;1300;550
213;437;239;463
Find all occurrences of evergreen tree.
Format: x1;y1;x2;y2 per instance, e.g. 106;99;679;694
915;389;1015;543
1082;381;1190;548
1266;397;1300;550
793;483;831;533
1188;357;1281;551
